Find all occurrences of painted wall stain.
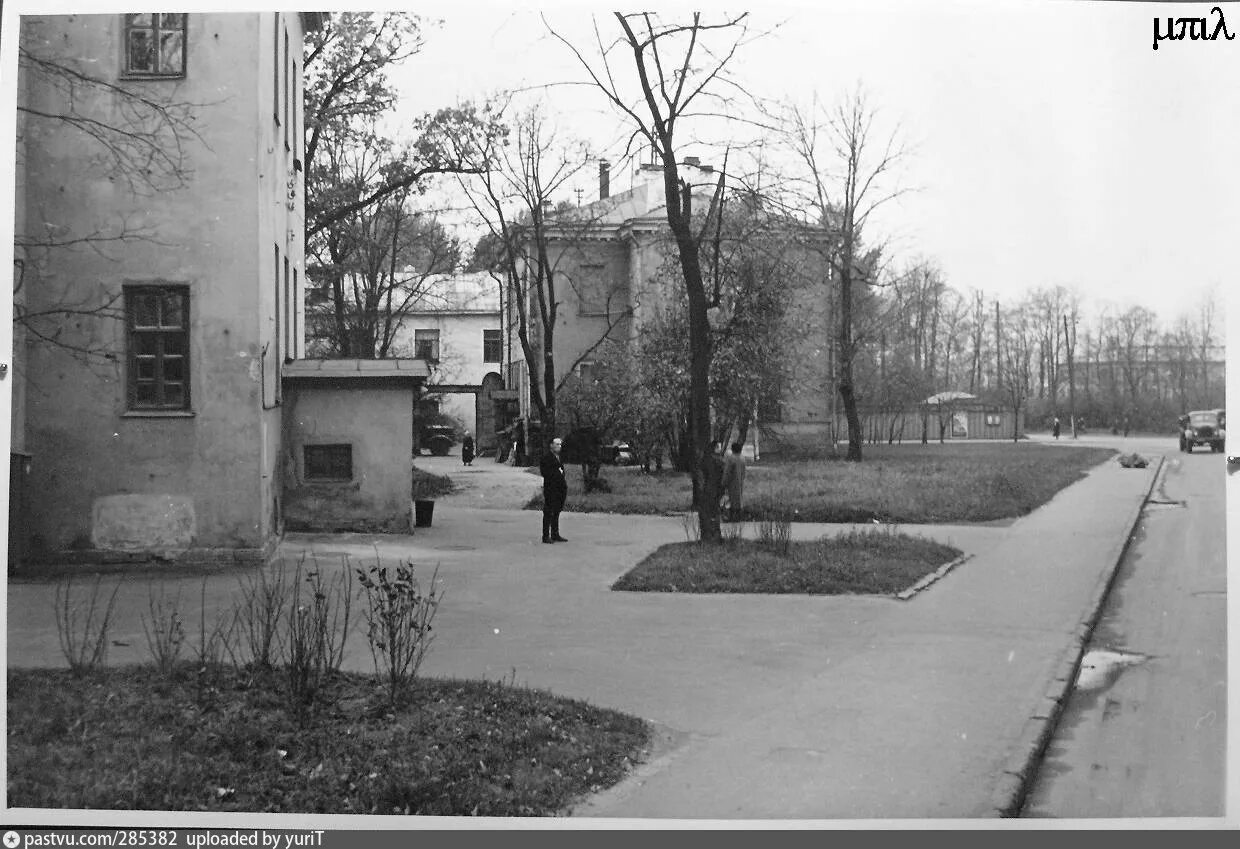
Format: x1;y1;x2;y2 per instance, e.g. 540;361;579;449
91;494;197;551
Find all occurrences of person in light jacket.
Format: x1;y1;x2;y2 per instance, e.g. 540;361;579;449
721;442;747;522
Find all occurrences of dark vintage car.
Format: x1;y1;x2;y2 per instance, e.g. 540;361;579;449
1179;409;1226;453
418;424;456;456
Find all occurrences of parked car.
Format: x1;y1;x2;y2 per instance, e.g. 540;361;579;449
419;424;456;457
611;442;636;466
1179;409;1225;453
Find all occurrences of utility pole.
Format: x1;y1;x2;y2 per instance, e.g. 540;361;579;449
994;300;1002;392
1064;313;1078;439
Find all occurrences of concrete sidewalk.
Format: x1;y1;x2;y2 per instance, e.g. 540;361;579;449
4;439;1164;821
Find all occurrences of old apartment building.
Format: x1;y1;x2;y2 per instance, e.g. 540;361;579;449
10;12;324;565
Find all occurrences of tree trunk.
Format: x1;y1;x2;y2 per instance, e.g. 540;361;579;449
665;176;721;541
838;260;863;461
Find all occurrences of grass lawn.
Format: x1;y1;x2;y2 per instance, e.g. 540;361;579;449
533;442;1116;523
7;665;650;816
613;528;962;594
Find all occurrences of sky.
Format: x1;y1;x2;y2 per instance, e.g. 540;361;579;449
373;0;1238;332
1;0;1236;335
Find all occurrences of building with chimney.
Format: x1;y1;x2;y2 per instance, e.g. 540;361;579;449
505;158;835;457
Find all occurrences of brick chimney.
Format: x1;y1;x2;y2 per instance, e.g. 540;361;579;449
599;159;610;200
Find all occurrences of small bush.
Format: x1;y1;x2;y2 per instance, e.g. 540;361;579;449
721;518;746;546
281;556;354;716
356;560;442;707
756;515;792;555
193;577;234;670
140;584;185;676
230;563;290;670
680;511;700;543
53;575;121;676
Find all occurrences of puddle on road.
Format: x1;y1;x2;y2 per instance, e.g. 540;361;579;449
1074;649;1149;692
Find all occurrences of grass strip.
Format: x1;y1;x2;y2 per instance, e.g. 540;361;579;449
7;666;649;816
613;530;963;594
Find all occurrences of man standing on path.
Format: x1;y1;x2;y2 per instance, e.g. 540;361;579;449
721;441;747;522
540;437;568;543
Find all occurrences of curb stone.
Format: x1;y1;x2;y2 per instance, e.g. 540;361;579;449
987;454;1166;817
895;553;974;600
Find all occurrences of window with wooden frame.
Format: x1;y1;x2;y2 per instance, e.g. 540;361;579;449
303;444;352;481
272;14;281;125
292;60;300;160
126;285;190;410
123;14;187;78
483;329;502;363
283;29;290;150
414;329;440;362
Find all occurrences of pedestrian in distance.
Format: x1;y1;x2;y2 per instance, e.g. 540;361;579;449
461;431;475;466
1052;417;1061;440
540;437;568;543
699;440;725;512
721;441;747;522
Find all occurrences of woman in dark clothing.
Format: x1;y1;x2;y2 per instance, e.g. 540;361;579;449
461;431;475;466
540;437;568;543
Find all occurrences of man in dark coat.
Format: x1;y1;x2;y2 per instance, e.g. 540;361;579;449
540;437;568;543
461;431;475;466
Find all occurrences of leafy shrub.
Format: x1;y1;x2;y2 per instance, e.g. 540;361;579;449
356;560;442;706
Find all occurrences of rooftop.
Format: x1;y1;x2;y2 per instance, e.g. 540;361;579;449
282;358;429;381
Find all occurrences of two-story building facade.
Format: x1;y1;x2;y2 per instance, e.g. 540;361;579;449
399;271;506;449
507;159;835;456
10;12;322;565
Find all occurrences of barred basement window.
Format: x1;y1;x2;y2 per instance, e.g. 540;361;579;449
123;14;187;78
304;444;352;481
126;285;190;410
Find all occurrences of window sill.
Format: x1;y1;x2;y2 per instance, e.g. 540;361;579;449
122;410;196;418
120;73;186;81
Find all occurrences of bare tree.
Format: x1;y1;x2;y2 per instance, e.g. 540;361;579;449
999;302;1036;442
303;13;500;241
1063;303;1081;437
550;12;752;541
775;89;908;461
303;12;503;356
449;104;632;450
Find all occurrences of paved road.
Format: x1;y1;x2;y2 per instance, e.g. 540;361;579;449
1021;444;1228;817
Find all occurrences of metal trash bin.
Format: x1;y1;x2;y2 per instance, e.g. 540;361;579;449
414;499;435;528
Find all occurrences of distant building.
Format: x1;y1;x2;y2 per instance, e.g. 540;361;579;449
10;12;326;566
507;159;834;454
396;272;509;453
